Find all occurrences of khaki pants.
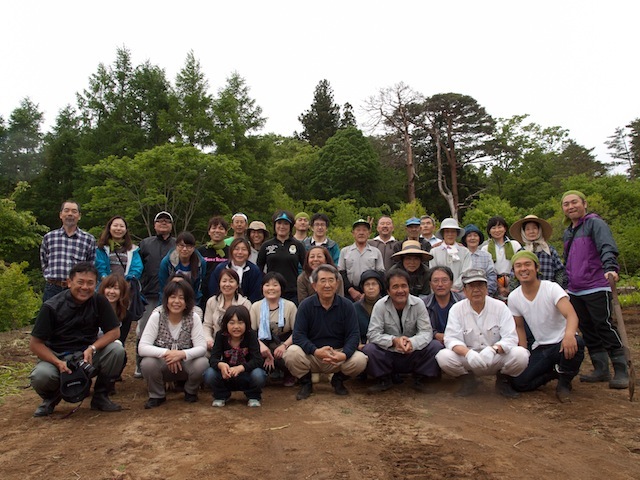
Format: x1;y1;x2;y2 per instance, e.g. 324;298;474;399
283;345;367;378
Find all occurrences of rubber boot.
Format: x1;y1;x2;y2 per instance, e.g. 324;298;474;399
495;372;520;399
579;351;610;382
555;375;573;403
33;393;62;417
296;373;313;400
609;351;629;389
454;373;480;397
330;371;349;396
91;376;122;412
367;375;393;394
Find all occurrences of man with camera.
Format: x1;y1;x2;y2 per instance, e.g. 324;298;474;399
29;262;125;417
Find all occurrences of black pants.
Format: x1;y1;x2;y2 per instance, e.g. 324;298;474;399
570;291;623;354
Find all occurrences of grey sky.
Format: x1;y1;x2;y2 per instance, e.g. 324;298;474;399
2;1;637;164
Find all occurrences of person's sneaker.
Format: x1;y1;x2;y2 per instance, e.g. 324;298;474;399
283;374;296;387
144;397;166;409
133;366;143;379
184;392;198;403
367;376;393;394
212;399;226;407
495;373;520;399
247;399;261;407
91;394;122;412
331;372;349;396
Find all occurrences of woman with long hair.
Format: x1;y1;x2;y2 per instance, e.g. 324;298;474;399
95;215;143;283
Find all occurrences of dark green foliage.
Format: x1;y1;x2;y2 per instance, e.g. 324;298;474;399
298;79;341;147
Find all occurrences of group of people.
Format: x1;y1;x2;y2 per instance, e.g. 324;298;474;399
29;190;629;416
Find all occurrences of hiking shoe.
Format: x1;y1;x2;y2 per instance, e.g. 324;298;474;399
283;374;296;387
495;373;520;399
33;394;62;417
184;392;198;403
144;397;166;409
367;376;393;394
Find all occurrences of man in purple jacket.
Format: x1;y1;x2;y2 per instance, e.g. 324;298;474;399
562;190;627;389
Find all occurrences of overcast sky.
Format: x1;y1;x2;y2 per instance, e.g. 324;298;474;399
2;1;637;164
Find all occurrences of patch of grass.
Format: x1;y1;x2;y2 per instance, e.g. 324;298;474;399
620;292;640;308
341;407;352;415
0;363;32;403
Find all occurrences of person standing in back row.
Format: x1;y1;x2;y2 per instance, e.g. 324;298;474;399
40;200;96;302
561;190;627;389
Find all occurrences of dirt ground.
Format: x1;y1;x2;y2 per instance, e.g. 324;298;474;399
1;310;640;480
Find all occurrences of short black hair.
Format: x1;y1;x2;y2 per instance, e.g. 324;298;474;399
385;269;410;290
68;262;98;280
310;213;330;227
427;266;454;282
262;271;287;291
486;216;509;237
60;200;81;213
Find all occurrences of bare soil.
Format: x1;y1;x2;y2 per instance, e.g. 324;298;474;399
1;309;640;480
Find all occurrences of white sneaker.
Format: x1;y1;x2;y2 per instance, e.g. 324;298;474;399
133;366;143;379
212;399;226;407
247;399;261;407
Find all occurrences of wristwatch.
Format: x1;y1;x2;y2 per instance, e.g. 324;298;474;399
89;345;97;354
492;345;500;354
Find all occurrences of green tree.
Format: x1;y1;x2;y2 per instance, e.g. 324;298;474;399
0;262;41;331
212;71;266;155
268;136;319;201
309;127;380;207
0;98;44;194
606;119;640;179
0;183;47;262
75;47;172;165
83;144;248;237
340;102;357;129
461;194;520;234
165;50;215;148
298;79;341;147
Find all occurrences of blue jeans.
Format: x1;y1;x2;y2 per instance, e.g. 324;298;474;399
203;367;267;401
511;336;585;391
42;283;66;302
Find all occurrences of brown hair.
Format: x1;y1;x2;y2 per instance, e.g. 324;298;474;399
97;216;133;250
98;274;131;322
303;246;335;275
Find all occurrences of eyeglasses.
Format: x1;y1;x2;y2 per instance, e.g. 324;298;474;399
156;219;172;224
176;244;195;250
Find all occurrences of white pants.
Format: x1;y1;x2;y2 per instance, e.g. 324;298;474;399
436;346;530;378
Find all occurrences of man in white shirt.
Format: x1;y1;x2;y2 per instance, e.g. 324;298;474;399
508;251;585;402
436;269;530;398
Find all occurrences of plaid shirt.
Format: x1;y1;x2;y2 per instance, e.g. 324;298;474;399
537;246;567;289
40;227;96;281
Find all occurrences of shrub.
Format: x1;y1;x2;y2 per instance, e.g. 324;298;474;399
0;262;41;332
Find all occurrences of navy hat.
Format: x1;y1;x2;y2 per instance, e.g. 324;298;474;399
461;224;484;246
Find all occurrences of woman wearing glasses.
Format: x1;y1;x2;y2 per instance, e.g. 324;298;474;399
158;231;207;308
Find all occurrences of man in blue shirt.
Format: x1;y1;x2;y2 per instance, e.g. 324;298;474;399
284;264;368;400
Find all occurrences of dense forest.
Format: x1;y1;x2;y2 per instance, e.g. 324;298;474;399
1;47;639;330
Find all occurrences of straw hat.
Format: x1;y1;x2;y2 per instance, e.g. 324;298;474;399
509;215;552;243
391;240;433;261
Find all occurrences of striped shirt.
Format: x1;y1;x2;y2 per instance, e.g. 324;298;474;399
40;227;96;281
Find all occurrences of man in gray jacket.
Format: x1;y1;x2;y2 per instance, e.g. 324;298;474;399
363;270;444;393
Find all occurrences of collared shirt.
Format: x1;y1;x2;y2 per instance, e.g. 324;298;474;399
444;296;518;353
338;243;385;288
536;246;568;289
469;249;498;295
40;227;96;281
367;294;433;352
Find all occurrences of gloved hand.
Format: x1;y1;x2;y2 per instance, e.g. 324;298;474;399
479;346;497;366
465;349;488;370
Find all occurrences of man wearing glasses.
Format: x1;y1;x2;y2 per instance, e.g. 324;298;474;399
435;269;530;398
302;213;340;265
135;211;176;377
